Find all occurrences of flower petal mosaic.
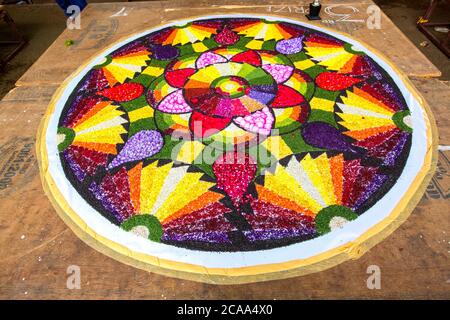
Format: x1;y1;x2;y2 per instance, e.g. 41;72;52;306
40;16;433;280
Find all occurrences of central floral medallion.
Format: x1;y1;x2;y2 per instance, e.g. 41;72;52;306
147;47;313;145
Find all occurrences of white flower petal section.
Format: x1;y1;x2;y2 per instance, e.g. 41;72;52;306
285;156;327;208
403;115;412;128
330;216;349;231
336;102;392;119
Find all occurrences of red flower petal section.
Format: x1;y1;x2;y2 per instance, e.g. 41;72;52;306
354;128;400;149
213;152;257;207
97;83;144;102
214;26;239;45
305;34;342;46
165;68;196;88
271;85;306;108
352;56;374;77
315;72;361;91
230;50;261;66
361;82;403;112
189;111;232;138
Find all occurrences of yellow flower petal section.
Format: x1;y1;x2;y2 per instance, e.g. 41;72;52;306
337;113;394;131
176;141;205;164
310;97;335;112
264;164;322;214
128;106;154;122
341;90;395;117
73;126;126;145
154;172;215;221
71;102;127;146
139;162;173;214
261;135;292;160
300;154;336;206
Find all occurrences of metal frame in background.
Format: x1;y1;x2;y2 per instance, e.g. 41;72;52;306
0;6;27;71
417;0;450;58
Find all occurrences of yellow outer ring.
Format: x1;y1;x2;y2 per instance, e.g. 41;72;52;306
36;14;438;284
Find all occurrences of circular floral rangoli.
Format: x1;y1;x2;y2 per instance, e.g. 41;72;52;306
40;16;434;281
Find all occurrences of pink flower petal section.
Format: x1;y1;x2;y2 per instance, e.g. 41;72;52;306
233;107;274;136
196;51;227;69
215;98;233;118
262;64;294;83
157;89;192;113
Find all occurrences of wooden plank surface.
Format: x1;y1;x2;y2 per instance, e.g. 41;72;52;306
16;0;440;87
0;79;448;299
1;1;447;299
411;78;450;146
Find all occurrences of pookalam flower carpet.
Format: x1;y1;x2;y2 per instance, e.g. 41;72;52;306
38;15;436;283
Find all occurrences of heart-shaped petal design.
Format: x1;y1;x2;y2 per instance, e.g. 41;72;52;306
108;130;163;169
213;152;257;207
214;26;240;45
275;36;304;54
97;83;144;102
315;72;362;91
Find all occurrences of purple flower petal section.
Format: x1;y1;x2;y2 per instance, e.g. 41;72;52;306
383;132;408;166
112;41;148;58
244;227;316;242
352;174;388;210
89;182;124;223
275;36;304;54
302;122;359;153
151;44;179;60
80;69;109;92
362;56;383;81
253;84;278;93
64;151;86;182
162;231;231;244
158;89;192;113
108;130;163;169
248;89;276;104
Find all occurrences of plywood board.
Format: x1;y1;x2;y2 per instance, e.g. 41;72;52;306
411;78;450;145
0;79;448;298
16;0;440;87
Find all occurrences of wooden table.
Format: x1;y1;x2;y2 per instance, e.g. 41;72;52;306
0;0;449;299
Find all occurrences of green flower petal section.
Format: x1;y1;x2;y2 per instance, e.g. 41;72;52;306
57;127;75;152
93;55;113;69
315;205;358;235
392;110;413;133
121;214;163;242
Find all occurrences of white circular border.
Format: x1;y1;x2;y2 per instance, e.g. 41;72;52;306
45;15;428;269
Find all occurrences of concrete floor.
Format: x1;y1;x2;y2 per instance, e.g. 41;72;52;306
0;0;448;100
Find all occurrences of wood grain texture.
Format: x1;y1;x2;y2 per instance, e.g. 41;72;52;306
0;2;447;298
16;0;440;87
0;79;448;299
411;79;450;145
